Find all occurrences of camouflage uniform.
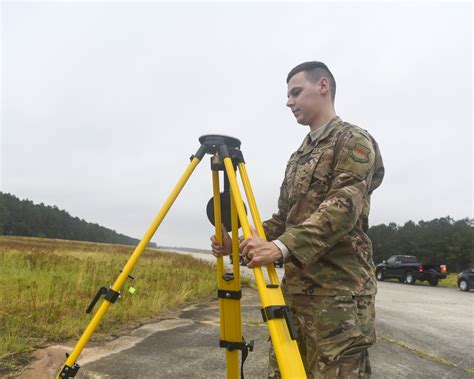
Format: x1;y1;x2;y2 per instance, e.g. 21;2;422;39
263;116;384;378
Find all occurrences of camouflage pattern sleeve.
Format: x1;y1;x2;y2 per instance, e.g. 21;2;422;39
278;131;376;266
262;160;291;241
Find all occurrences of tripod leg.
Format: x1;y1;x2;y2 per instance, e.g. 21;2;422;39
222;157;306;379
213;171;242;379
57;157;202;379
212;170;225;308
237;163;280;285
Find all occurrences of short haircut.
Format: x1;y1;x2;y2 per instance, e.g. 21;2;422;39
287;61;336;102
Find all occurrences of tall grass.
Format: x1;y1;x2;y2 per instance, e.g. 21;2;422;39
380;273;459;288
437;273;459;288
0;236;217;358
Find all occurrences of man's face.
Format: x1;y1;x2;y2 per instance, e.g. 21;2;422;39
286;71;322;126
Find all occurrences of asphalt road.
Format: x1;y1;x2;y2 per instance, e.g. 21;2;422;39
192;253;474;376
375;280;473;373
16;252;474;378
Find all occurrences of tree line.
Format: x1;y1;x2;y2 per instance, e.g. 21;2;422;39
369;217;473;272
0;192;156;248
1;193;472;270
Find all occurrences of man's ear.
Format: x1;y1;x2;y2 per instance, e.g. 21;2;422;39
319;77;330;95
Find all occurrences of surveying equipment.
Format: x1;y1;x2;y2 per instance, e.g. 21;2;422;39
57;135;307;379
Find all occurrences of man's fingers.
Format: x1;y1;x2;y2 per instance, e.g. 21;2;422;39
210;226;233;257
241;243;251;256
242;255;250;265
247;256;257;268
211;244;221;251
212;246;226;256
212;242;225;250
239;238;248;250
211;234;224;245
247;254;267;268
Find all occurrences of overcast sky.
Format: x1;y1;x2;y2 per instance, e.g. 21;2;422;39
1;2;472;249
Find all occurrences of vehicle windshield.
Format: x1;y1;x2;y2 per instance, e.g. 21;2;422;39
401;256;418;263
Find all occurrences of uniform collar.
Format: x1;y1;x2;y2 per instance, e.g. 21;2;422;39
309;121;330;142
297;116;342;153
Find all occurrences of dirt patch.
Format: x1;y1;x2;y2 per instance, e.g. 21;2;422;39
0;352;34;378
1;299;215;378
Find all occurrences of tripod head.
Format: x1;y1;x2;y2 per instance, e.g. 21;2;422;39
198;135;247;232
192;135;243;162
199;134;241;151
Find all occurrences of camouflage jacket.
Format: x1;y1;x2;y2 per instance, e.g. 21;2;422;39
263;116;384;296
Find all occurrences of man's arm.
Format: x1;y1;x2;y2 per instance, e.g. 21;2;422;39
278;131;376;267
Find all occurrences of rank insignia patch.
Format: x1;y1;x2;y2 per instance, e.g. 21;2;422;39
349;143;371;163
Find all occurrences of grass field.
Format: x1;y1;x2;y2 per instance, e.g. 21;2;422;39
0;236;219;360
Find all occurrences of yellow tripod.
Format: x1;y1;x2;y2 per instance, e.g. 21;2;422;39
57;135;306;379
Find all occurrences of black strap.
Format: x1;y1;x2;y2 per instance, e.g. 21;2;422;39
86;287;120;314
219;338;254;379
217;289;242;300
261;305;298;340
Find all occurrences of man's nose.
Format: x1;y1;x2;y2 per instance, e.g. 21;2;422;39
286;97;294;108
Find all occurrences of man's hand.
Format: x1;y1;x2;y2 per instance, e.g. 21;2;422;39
239;228;283;268
210;224;232;257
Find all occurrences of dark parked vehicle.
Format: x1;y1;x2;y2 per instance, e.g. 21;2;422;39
457;267;474;292
376;255;447;286
229;255;283;268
